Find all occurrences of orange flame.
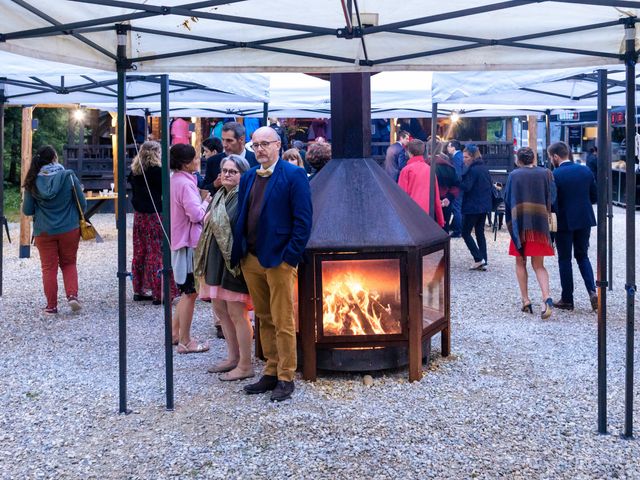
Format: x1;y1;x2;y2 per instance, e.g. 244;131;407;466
323;273;401;336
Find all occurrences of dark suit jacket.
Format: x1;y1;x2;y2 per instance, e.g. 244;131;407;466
552;161;597;231
460;159;493;214
201;150;258;192
231;159;312;268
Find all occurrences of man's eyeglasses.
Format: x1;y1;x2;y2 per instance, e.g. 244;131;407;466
253;141;278;150
221;168;239;176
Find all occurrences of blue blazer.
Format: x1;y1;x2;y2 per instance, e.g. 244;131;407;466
452;151;464;179
552;161;597;231
232;159;313;268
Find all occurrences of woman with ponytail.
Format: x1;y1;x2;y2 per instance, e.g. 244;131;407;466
127;141;179;304
23;145;86;315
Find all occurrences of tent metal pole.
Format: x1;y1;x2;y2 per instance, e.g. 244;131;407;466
545;110;551;169
429;102;437;220
0;88;5;297
160;75;174;411
596;68;608;435
623;19;637;439
116;25;130;415
607;110;613;292
144;108;150;141
262;102;269;127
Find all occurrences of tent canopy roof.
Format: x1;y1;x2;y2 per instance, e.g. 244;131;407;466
0;1;638;73
431;66;638;110
0;51;270;105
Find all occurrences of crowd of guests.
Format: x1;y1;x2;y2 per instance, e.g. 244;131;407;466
386;133;598;320
23;118;597;401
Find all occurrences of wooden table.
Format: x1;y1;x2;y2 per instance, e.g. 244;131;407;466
84;192;118;220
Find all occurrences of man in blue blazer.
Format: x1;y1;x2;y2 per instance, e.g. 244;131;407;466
200;122;258;193
548;141;598;311
232;126;312;402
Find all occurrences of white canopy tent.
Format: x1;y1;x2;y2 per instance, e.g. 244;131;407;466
431;67;638;110
86;71;585;118
0;1;635;72
0;51;270;105
0;1;637;432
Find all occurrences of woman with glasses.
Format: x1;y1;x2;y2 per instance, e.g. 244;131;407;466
195;154;254;380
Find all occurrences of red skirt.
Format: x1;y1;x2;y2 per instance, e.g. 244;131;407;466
509;239;554;257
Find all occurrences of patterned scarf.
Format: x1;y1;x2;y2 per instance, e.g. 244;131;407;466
193;185;241;278
504;166;554;251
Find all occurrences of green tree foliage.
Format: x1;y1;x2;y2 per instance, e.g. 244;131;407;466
32;108;68;155
2;107;68;186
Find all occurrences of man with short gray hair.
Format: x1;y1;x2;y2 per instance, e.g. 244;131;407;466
201;121;258;192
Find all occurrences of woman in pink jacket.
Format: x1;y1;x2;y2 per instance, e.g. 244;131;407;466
170;143;211;354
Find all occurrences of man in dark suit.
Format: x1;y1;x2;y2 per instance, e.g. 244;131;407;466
232;126;312;402
446;140;464;237
548;141;598;311
384;130;410;182
200;121;258;192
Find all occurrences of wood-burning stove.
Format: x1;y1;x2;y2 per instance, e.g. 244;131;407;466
298;157;450;382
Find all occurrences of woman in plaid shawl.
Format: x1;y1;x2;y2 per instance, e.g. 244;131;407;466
504;147;557;319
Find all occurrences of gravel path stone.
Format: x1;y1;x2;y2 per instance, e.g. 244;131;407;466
0;209;639;479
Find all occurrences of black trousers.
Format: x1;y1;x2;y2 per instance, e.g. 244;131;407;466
555;227;596;303
462;213;487;263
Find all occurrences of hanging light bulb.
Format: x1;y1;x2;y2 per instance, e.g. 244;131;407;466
450;112;460;124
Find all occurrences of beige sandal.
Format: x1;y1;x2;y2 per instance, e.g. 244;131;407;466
219;370;255;381
177;340;209;354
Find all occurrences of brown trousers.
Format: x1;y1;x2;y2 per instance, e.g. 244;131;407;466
241;253;297;382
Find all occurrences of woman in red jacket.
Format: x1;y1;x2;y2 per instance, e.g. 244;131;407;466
398;139;445;227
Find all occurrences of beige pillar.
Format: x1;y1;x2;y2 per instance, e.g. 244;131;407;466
19;107;34;258
527;115;538;158
390;118;398;144
192;117;203;149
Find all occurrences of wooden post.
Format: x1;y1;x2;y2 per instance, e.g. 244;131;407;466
151;116;161;142
441;244;451;357
390;118;398;144
192;117;203;149
299;259;317;381
407;250;423;382
505;117;513;143
19;107;34;258
527;115;538;158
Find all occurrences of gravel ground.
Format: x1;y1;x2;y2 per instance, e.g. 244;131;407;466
0;208;639;479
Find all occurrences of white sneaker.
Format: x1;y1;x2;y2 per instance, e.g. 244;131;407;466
68;297;82;312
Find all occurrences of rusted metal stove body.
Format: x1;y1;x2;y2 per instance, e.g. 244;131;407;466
298;158;450;382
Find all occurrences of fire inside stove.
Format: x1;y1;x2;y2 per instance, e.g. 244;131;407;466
321;259;402;336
